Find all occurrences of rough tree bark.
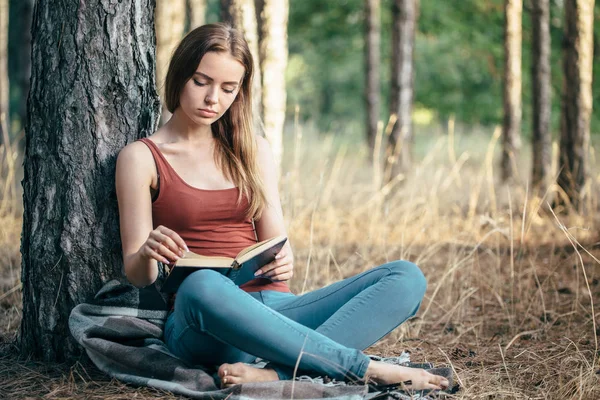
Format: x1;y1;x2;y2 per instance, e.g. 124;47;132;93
21;0;160;362
557;0;595;210
0;0;9;147
530;0;551;194
221;0;263;133
255;0;288;178
386;0;417;181
187;0;207;30
501;0;522;182
365;0;381;156
156;0;186;124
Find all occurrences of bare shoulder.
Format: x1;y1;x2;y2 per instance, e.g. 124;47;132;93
116;140;156;183
117;140;153;169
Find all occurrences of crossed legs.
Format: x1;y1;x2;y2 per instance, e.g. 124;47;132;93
164;261;447;389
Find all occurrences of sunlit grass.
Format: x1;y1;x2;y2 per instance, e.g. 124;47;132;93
1;121;600;398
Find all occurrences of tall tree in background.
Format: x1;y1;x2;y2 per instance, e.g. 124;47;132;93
256;0;288;176
221;0;263;134
530;0;551;193
557;0;595;210
386;0;417;181
365;0;380;156
156;0;187;124
21;0;159;361
13;0;33;137
501;0;522;182
0;0;8;147
187;0;207;30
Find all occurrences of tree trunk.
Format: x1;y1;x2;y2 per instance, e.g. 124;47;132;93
501;0;522;182
255;0;288;178
187;0;207;30
0;0;9;147
156;0;186;125
530;0;551;194
557;0;595;210
21;0;160;362
386;0;417;181
365;0;381;157
221;0;263;134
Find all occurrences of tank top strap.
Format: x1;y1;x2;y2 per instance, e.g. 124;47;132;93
137;138;177;186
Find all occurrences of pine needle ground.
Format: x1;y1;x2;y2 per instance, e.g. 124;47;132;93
1;127;599;399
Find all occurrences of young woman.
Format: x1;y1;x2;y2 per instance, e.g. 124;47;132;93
116;23;449;392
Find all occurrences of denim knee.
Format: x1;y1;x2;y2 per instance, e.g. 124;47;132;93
384;260;427;300
176;269;233;315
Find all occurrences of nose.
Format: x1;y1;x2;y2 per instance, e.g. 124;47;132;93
205;87;218;105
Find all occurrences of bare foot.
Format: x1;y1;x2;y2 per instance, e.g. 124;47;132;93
365;360;449;391
218;362;279;388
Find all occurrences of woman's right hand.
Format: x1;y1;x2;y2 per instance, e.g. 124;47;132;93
139;225;188;265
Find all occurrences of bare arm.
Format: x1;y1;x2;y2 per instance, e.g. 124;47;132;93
253;136;294;281
115;142;187;287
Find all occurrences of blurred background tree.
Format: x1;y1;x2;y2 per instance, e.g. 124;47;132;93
286;0;600;136
6;0;599;143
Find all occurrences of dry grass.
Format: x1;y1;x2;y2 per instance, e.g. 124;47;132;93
1;123;600;399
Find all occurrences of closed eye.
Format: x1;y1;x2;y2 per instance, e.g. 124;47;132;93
193;78;236;94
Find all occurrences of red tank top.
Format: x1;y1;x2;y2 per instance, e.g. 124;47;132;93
139;138;290;293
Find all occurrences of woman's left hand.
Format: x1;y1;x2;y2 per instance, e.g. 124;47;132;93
255;246;294;282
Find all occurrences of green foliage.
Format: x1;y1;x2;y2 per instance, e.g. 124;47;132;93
416;0;504;125
5;0;600;137
287;0;600;135
287;0;366;133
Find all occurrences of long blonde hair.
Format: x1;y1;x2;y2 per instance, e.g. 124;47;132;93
164;23;267;219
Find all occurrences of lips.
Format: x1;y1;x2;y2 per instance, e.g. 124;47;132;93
199;108;218;116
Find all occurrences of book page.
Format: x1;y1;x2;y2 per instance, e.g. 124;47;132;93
175;253;234;268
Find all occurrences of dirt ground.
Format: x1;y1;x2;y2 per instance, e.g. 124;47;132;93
1;240;599;399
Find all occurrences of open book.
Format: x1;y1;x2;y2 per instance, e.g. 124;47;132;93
160;235;288;293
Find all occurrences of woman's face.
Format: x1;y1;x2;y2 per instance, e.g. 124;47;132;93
178;51;246;126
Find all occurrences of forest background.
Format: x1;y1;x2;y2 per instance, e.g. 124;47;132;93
7;0;600;138
1;0;600;399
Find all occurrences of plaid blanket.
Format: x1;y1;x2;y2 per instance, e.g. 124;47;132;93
68;280;453;399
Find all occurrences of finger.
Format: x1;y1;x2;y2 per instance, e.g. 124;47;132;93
263;262;293;278
149;237;181;263
146;247;169;264
152;230;184;257
275;248;287;260
156;234;185;258
155;242;181;263
255;259;280;276
262;255;293;274
157;226;188;253
271;271;293;282
269;265;294;279
146;238;163;253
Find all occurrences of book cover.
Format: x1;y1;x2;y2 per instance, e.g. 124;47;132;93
160;236;287;293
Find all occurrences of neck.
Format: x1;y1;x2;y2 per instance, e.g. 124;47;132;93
164;109;213;144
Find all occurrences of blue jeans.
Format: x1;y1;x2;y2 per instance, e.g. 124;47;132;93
164;261;427;381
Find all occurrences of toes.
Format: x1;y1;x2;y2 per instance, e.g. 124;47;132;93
223;374;242;386
218;363;233;378
227;362;247;376
431;374;449;388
